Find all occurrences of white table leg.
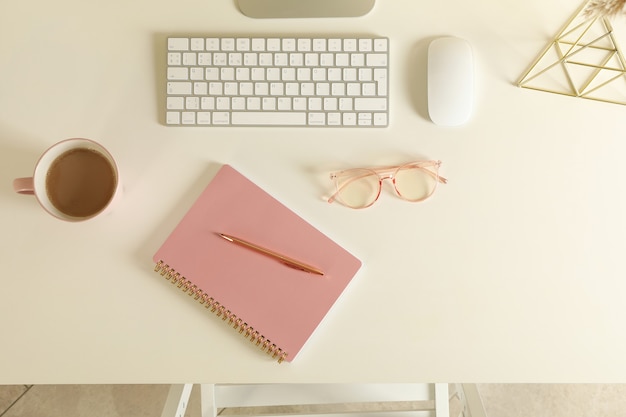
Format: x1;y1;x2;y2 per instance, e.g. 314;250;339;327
200;384;217;417
435;383;449;417
160;384;193;417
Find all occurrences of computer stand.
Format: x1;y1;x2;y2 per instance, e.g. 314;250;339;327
236;0;375;18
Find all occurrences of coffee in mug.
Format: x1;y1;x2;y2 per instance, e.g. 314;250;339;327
13;138;120;221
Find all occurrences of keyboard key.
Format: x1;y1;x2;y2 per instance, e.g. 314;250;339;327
182;53;196;66
209;82;223;95
167;97;184;110
309;97;322;110
186;97;200;109
339;98;352;110
366;54;387;67
282;38;296;51
197;112;211;124
328;112;341;125
190;38;205;51
351;53;365;67
332;83;346;96
221;38;235;51
344;39;357;52
244;53;258;66
212;112;230;124
262;97;276;110
270;83;284;95
335;54;349;67
247;97;261;110
232;112;307;125
293;97;307;110
240;82;254;95
355;98;387;111
362;83;376;96
213;53;227;66
236;68;250;80
374;113;387;126
166;112;181;124
267;38;281;51
297;38;310;51
328;39;342;51
168;53;182;66
308;113;325;125
282;68;296;81
232;97;246;110
359;39;372;52
190;68;204;80
359;68;372;81
278;97;291;110
251;38;265;51
194;82;208;95
181;112;196;124
374;38;388;52
313;39;326;51
297;68;311;81
324;98;338;111
358;113;372;125
168;82;192;95
343;112;357;125
168;67;189;80
229;53;243;66
320;54;333;66
285;83;299;95
198;53;211;65
205;68;219;80
201;97;215;109
206;38;220;51
274;53;288;66
216;97;230;109
224;82;238;95
299;83;313;96
290;53;304;67
237;38;250;51
168;38;189;51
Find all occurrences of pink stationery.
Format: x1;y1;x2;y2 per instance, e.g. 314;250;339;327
153;165;362;363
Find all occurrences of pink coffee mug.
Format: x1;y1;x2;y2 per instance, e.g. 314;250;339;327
13;138;120;221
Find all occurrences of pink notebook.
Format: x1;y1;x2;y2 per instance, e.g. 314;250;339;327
153;165;362;363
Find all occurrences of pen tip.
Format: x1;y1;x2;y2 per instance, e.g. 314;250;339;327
218;233;234;242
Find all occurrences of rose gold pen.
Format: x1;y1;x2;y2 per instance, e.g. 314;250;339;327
218;233;325;276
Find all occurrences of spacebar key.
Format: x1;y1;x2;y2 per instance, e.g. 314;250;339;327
231;112;307;126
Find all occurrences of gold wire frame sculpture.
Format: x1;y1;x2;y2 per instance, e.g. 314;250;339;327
518;0;626;105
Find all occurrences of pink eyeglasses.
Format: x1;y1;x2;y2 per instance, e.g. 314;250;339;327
328;160;447;209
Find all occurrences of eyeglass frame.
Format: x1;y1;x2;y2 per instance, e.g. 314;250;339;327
327;160;447;209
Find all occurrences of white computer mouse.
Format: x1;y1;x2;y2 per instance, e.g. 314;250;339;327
427;36;474;127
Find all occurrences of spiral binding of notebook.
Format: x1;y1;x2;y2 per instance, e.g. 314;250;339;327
154;260;288;363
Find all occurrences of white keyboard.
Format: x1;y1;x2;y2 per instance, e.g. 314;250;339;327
166;36;389;127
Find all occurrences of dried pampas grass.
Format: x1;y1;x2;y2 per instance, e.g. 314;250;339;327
584;0;626;18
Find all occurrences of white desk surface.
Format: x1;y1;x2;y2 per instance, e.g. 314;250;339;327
2;0;626;384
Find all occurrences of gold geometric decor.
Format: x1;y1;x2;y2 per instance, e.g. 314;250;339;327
518;0;626;105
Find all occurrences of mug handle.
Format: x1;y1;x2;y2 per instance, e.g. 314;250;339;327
13;177;35;195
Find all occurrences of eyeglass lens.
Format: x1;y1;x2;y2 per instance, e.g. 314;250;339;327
334;169;380;208
393;164;439;202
